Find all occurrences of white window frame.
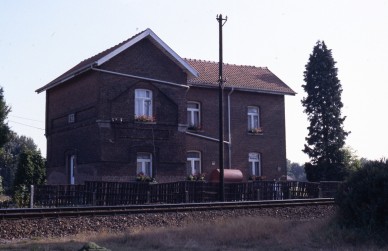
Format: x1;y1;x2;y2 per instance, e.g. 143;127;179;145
247;106;260;131
68;113;75;123
187;151;201;175
135;89;153;117
137;152;152;177
187;102;201;129
249;152;261;176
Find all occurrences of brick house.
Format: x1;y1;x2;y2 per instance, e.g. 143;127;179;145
36;28;295;185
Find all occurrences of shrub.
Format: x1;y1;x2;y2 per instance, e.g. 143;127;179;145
136;173;155;183
0;175;3;195
13;184;30;207
335;159;388;234
187;173;206;181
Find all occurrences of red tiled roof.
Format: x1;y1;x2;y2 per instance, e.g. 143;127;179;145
36;29;295;96
186;59;295;95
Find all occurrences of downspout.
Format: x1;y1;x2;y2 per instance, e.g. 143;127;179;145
179;86;191;132
227;87;234;169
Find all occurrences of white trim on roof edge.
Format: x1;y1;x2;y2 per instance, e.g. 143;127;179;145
96;28;199;78
187;84;296;96
35;28;199;93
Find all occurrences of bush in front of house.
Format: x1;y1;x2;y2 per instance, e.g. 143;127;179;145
187;173;206;181
335;159;388;236
0;175;3;195
13;184;30;207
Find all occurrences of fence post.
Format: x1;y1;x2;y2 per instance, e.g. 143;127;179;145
147;191;150;204
318;187;323;198
256;189;260;201
92;191;96;206
185;190;189;203
30;185;34;208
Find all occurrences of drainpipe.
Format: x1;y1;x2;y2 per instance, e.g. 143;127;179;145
227;87;234;169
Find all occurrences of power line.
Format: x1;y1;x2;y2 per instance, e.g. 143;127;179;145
8;120;45;130
9;115;44;123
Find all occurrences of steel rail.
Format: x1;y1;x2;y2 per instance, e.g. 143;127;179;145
0;198;334;220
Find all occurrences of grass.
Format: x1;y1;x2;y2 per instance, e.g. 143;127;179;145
0;215;386;251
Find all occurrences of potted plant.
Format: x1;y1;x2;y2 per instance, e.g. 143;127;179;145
136;172;156;183
249;127;263;134
187;173;206;181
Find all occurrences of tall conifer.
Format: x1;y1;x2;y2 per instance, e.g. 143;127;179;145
0;87;10;148
302;41;349;181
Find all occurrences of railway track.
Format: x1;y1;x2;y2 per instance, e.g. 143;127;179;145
0;198;334;220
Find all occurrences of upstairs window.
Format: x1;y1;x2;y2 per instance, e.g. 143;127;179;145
249;152;261;176
248;106;261;133
68;113;75;123
187;102;201;130
186;151;201;175
137;152;152;177
135;89;153;120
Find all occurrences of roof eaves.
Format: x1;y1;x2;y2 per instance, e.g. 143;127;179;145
237;87;296;96
188;83;296;96
35;64;93;93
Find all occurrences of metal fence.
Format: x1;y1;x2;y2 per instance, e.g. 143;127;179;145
30;180;336;207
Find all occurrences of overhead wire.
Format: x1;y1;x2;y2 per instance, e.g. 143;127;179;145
8;120;45;130
9;115;44;123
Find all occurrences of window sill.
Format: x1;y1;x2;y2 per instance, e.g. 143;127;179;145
187;129;204;133
248;132;263;136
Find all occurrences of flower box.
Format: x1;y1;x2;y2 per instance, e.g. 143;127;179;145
134;115;155;123
248;127;263;134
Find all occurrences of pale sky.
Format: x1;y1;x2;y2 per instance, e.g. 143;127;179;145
1;0;387;163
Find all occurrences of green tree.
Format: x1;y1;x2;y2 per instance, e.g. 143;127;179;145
0;87;11;148
302;41;349;181
287;160;306;181
0;132;39;192
13;150;46;190
336;159;388;239
0;175;3;195
342;146;361;174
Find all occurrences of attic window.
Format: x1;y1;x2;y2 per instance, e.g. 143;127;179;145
68;113;75;123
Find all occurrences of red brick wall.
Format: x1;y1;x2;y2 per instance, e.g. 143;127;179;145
45;38;288;184
186;87;287;180
46;38;188;184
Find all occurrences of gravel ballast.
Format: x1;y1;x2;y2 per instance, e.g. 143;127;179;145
0;205;336;242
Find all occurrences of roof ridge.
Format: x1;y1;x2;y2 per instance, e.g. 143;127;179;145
185;58;268;69
185;58;218;64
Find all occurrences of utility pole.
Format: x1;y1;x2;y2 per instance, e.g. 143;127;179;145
216;14;227;202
